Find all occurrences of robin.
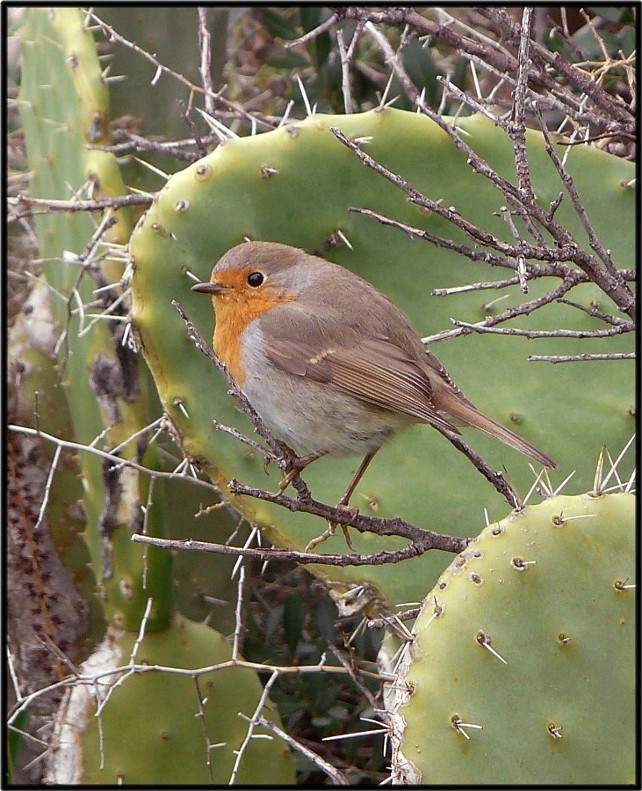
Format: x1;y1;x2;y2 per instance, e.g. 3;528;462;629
192;240;556;518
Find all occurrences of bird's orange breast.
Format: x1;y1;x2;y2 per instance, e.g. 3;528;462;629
212;288;292;385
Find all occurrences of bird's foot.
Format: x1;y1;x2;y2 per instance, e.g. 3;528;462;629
305;503;359;553
276;444;324;493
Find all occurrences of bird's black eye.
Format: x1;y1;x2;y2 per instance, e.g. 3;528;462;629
247;271;264;287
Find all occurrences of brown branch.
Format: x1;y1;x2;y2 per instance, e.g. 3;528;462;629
534;107;636;316
350;206;591;275
332;101;635;322
337;6;633;136
9;193;152;221
284;12;339;49
423;274;582;345
529;353;635;364
104;125;211;162
509;6;534;201
558;299;631;327
478;7;634;126
132;530;469;565
253;715;349;786
331;128;525;253
451;320;634;340
227;478;474;548
177;98;209;159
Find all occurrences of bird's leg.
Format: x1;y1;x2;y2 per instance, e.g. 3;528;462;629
337;450;378;509
335;450;378;550
305;450;379;553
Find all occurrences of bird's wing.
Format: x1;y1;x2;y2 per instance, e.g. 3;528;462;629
264;330;459;435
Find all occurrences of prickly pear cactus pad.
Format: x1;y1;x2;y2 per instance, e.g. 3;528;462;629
130;109;635;606
47;615;295;785
390;492;635;785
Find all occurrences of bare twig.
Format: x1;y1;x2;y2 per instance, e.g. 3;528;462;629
510;6;534;201
197;8;215;115
451;320;633;340
8;425;221;497
132;530;470;565
9;193;152;221
479;7;634;125
177;99;209;158
534;106;635;307
284;12;339;49
529;353;635;364
253;714;349;785
558;298;631;327
87;10;272;132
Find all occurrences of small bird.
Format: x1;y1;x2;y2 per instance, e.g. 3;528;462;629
192;241;556;507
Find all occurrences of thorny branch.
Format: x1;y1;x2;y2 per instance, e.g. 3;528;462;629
8;193;153;222
326;8;635;335
336;6;635;136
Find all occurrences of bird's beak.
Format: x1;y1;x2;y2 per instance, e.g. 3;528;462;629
191;281;226;295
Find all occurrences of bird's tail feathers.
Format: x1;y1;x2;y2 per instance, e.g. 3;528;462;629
444;397;557;469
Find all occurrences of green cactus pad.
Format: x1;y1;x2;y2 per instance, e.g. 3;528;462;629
130;109;634;607
392;492;635;784
50;615;295;785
